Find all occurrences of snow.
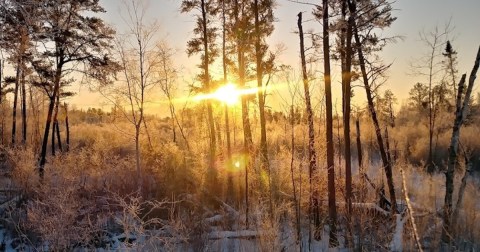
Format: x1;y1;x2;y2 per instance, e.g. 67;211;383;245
390;214;406;252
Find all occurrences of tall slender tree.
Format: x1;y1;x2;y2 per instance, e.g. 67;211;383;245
182;0;219;193
347;0;398;214
297;11;320;239
320;0;338;246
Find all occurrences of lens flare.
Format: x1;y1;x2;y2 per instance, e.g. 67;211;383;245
193;83;260;105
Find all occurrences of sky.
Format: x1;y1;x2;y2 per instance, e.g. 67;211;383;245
68;0;480;114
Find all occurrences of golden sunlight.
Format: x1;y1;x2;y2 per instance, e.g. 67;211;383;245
212;83;240;105
193;83;260;105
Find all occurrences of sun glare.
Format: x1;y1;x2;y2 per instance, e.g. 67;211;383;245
212;83;240;105
193;83;261;105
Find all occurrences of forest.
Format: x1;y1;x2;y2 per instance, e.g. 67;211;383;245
0;0;479;251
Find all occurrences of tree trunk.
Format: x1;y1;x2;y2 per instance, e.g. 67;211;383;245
21;69;27;146
221;0;233;204
349;1;398;214
289;105;301;247
201;0;218;194
443;46;479;242
342;2;354;219
12;65;20;146
341;2;354;245
451;156;470;228
51;95;61;155
298;12;320;239
233;0;251;228
135;124;142;192
356;118;363;174
0;60;3;145
322;0;338;246
64;103;70;152
51;120;56;156
254;0;273;221
39;67;62;178
56;118;62;152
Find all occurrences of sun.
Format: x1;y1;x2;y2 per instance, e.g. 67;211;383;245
212;83;240;106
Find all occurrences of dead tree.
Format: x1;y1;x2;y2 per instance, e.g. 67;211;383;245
297;12;320;239
442;46;480;243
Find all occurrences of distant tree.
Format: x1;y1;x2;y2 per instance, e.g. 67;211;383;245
413;25;451;172
0;0;37;146
409;82;429;111
443;40;459;98
109;0;162;191
377;89;397;127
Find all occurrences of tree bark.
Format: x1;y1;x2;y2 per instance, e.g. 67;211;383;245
39;67;62;178
12;65;20;146
254;0;273;222
21;68;27;146
443;46;479;242
233;0;251;228
298;12;320;239
64;103;70;152
201;0;218;193
322;0;338;246
342;1;354;220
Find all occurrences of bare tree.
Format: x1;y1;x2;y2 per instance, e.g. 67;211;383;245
297;11;320;239
110;0;161;191
442;46;479;244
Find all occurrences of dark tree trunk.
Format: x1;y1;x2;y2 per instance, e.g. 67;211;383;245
21;69;27;145
349;0;398;214
289;105;301;247
39;68;62;178
221;0;233;205
12;65;20;147
64;103;70;152
298;12;320;239
356;118;363;168
254;0;273;221
0;60;3;145
51;120;56;156
254;0;269;174
51;95;61;155
322;0;338;246
201;0;218;194
233;0;251;228
56;118;62;152
341;0;354;219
